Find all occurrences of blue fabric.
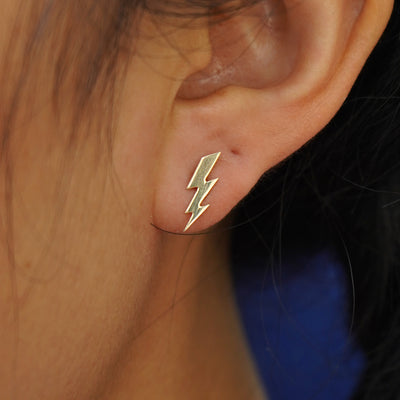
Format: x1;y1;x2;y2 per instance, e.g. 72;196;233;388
232;248;365;400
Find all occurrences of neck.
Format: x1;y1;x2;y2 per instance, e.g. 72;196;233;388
100;228;267;400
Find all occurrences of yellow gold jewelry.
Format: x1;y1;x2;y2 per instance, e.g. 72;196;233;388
184;152;221;232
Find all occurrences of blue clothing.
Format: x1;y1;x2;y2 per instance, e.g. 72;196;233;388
233;247;365;400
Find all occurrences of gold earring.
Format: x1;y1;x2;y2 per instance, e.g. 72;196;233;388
184;152;221;232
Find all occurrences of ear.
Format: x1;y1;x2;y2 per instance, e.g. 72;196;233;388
153;0;394;233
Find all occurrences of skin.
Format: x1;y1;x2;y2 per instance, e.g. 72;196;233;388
0;0;394;399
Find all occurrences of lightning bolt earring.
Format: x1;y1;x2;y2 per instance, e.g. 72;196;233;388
184;152;221;232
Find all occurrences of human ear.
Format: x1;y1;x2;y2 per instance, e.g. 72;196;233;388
152;0;394;233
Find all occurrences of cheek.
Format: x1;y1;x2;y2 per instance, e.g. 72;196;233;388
0;178;159;400
0;111;160;400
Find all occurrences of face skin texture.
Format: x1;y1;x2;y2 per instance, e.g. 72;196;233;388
0;0;394;399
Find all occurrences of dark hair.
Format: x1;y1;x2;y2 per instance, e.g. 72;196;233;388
234;2;400;399
2;1;400;399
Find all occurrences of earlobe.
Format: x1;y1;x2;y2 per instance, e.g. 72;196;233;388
152;0;394;233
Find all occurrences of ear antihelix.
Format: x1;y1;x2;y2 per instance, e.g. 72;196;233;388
184;152;221;232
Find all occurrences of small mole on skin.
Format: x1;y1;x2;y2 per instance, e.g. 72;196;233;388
230;149;240;156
